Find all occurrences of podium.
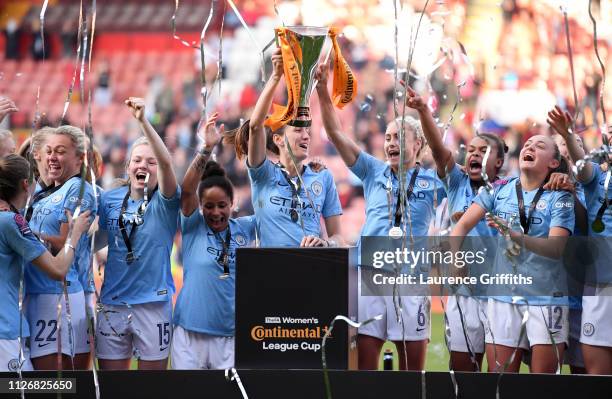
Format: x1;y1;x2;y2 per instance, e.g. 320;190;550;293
235;248;358;370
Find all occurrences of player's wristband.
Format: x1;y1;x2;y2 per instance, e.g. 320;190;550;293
65;243;76;253
199;146;214;157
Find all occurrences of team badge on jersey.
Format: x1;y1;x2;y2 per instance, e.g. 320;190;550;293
536;200;548;210
583;322;595;337
14;213;32;236
417;179;429;189
69;196;90;207
7;358;20;371
235;234;246;246
51;194;63;204
311;181;323;197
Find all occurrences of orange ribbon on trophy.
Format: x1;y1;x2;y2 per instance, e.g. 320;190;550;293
265;27;302;132
328;26;357;109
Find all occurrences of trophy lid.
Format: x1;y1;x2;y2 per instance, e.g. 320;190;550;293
285;26;328;36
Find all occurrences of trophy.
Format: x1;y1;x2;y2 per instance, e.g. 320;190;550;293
265;26;358;131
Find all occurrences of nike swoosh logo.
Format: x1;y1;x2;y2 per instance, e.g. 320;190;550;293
37;342;51;348
160;346;168;351
497;196;508;200
416;327;426;332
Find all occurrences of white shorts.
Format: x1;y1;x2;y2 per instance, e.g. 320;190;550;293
580;294;612;347
96;301;172;361
484;299;569;350
25;292;90;359
446;296;487;354
84;293;96;317
358;295;430;341
171;325;234;370
0;339;33;372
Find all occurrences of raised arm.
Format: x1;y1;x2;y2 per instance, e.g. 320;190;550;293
450;202;487;239
314;63;361;167
404;85;454;178
547;106;591;183
248;49;284;168
125;97;178;198
31;210;91;280
181;112;223;216
0;97;18;124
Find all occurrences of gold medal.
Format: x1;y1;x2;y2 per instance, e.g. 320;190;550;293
592;219;605;233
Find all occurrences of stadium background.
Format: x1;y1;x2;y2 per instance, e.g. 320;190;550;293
1;0;611;371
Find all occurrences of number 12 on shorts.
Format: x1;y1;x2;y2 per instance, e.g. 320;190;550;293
547;306;563;330
157;322;170;351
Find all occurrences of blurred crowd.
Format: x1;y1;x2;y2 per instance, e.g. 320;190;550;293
2;0;611;244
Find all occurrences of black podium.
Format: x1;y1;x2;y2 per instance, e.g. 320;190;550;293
235;248;358;370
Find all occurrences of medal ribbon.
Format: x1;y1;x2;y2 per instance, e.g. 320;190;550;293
392;165;420;228
515;180;545;235
117;185;157;264
215;227;232;278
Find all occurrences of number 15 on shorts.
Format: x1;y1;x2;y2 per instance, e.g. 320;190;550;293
157;322;170;351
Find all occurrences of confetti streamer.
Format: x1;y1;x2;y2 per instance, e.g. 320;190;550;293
40;0;49;61
196;0;217;126
421;370;426;399
588;0;609;147
479;142;495;195
441;81;466;143
60;0;85;124
226;0;267;83
79;15;89;106
438;292;460;397
85;176;101;399
171;0;198;48
217;1;227;98
88;0;96;73
456;41;475;80
392;0;400;119
225;368;249;399
495;297;529;399
561;7;580;127
397;0;431;255
321;315;382;399
16;261;26;399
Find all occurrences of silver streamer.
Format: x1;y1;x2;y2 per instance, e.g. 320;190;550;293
441;81;466;144
561;7;580;127
321;315;382;399
495;297;529;399
60;0;84;124
226;0;266;83
40;0;49;61
171;0;198;48
479;143;495;195
225;368;249;399
217;1;227;98
588;0;609;149
392;0;400;120
79;15;88;107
